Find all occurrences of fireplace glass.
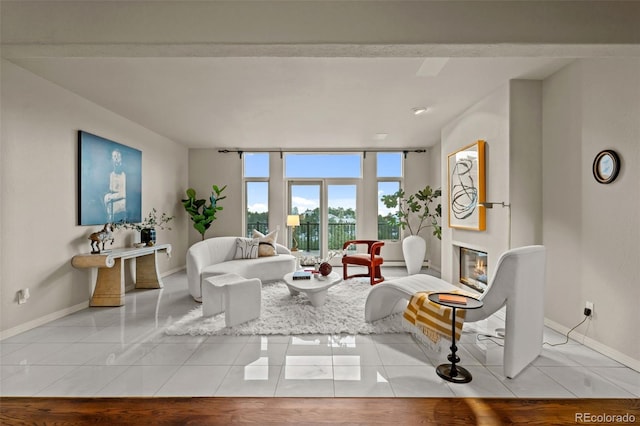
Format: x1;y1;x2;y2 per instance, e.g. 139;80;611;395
460;247;488;293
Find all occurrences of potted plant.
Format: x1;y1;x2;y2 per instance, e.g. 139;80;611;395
116;208;175;246
380;185;442;274
182;184;227;240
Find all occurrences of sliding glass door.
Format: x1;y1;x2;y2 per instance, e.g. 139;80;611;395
327;183;357;255
289;181;357;260
289;182;321;257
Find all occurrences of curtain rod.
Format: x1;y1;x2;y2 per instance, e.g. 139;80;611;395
218;148;427;159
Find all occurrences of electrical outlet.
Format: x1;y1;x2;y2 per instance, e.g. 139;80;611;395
17;288;30;305
585;301;594;317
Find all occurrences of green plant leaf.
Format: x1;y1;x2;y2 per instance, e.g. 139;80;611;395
194;222;206;235
379;184;442;239
183;183;226;237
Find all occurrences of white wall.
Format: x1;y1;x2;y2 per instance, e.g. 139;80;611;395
0;60;189;335
441;67;639;369
426;143;442;271
187;149;243;246
441;80;543;283
441;84;511;282
542;58;640;367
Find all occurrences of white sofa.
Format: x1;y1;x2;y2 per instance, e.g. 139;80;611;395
186;236;296;302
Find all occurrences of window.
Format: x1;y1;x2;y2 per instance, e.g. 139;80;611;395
285;154;361;178
377;153;402;240
377;152;402;177
244;153;269;178
244;153;269;236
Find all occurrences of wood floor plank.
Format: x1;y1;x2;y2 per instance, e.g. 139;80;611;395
0;397;638;425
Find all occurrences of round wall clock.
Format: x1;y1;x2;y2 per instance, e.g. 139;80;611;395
592;149;620;184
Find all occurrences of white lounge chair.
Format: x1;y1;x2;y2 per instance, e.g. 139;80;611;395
365;245;546;379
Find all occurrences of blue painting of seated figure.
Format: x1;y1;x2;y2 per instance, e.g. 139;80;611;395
78;130;142;226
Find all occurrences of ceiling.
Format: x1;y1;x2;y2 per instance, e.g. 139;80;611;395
10;56;573;150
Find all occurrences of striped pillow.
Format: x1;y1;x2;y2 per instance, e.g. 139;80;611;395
234;237;259;259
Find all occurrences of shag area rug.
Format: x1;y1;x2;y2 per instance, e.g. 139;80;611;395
165;279;407;336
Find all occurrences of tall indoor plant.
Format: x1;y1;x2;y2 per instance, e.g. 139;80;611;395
182;184;227;240
380;185;442;274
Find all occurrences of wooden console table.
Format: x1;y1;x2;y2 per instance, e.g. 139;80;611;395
71;244;172;307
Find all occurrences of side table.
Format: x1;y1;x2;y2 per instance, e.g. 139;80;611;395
71;244;171;307
428;292;483;384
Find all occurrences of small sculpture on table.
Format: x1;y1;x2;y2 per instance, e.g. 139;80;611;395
89;223;115;254
319;262;333;276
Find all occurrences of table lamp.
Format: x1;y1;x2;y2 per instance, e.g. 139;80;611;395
287;214;300;251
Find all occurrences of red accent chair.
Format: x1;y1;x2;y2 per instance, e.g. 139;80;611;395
341;240;385;286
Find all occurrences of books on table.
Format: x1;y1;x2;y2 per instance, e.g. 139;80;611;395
438;294;467;305
292;271;312;280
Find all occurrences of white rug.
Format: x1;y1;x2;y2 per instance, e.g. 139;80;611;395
165;279;407;336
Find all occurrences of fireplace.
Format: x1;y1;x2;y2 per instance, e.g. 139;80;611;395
460;247;488;293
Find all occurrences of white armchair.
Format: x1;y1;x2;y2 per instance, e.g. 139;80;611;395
365;245;546;378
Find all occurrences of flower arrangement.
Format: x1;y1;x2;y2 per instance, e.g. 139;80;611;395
300;250;342;267
116;208;175;232
323;250;343;262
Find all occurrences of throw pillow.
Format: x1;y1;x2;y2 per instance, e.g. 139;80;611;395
234;237;259;259
252;229;278;257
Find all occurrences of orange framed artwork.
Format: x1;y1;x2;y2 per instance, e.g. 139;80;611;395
447;140;486;231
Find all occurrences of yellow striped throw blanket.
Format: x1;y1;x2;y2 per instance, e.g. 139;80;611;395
403;291;471;343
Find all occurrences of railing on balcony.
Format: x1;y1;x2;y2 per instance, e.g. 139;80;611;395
246;222;399;251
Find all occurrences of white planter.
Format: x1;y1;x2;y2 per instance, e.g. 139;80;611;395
402;235;426;275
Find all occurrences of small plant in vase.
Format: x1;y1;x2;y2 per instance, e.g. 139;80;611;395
380;185;442;239
380;185;442;274
116;208;175;246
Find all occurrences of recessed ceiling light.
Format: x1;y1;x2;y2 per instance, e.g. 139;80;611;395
412;107;429;115
373;133;388;141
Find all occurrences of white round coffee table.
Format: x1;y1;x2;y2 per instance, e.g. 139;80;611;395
283;271;342;307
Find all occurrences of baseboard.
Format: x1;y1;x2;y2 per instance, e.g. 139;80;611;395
383;261;436;270
382;261;405;267
0;301;89;341
2;266;186;340
163;265;185;276
429;264;442;274
544;318;640;372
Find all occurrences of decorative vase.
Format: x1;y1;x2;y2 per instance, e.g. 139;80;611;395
319;262;333;276
140;228;156;245
402;235;426;275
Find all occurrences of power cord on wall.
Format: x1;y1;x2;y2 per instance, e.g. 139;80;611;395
477;334;504;346
544;309;591;347
476;309;592;348
477;328;505;346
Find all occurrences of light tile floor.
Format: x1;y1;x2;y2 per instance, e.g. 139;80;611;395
1;268;638;398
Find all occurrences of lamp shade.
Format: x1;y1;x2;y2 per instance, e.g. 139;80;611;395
287;215;300;227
